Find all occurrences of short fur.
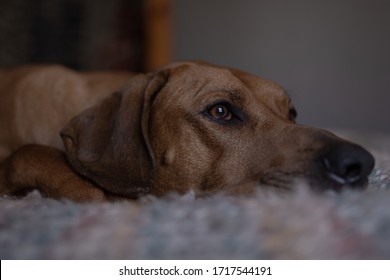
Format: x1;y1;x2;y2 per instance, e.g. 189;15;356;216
0;62;375;201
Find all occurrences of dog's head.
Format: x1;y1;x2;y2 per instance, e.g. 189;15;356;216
61;61;375;197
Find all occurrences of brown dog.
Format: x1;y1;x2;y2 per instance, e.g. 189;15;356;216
0;62;375;201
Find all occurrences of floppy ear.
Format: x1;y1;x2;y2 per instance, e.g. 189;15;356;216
60;72;168;198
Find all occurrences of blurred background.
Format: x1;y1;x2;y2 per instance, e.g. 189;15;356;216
0;0;389;133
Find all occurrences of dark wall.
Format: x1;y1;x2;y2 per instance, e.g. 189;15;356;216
173;0;390;133
0;0;144;71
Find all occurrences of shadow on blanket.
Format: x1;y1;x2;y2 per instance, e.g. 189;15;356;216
1;131;389;259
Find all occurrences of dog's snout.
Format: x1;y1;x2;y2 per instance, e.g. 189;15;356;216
319;143;375;186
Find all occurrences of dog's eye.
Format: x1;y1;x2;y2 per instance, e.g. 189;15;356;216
203;102;244;125
208;104;233;121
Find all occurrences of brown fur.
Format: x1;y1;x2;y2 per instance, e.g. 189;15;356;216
0;62;374;201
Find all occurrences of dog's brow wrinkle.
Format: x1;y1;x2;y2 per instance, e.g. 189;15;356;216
194;80;209;97
223;89;244;102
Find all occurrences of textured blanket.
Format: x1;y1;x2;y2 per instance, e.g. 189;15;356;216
1;131;389;259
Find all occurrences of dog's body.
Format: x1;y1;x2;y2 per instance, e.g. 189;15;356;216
0;62;375;201
0;65;133;160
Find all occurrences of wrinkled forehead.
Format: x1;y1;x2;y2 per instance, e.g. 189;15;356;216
165;62;291;106
166;62;241;88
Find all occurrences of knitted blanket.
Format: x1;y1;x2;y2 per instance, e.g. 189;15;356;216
1;131;389;259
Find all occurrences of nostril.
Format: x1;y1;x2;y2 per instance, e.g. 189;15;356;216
344;163;362;180
321;157;363;184
322;158;357;184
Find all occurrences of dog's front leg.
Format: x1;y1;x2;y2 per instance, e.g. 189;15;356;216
0;144;108;202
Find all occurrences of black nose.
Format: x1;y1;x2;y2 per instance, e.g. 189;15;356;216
319;143;375;186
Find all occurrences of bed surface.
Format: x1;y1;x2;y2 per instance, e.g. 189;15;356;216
1;130;389;259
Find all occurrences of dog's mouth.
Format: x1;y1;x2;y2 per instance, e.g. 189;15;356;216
255;139;375;192
194;160;373;198
257;171;307;190
257;171;369;192
256;159;372;192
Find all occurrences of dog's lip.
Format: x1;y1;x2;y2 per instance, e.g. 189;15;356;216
255;170;306;189
255;168;369;191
